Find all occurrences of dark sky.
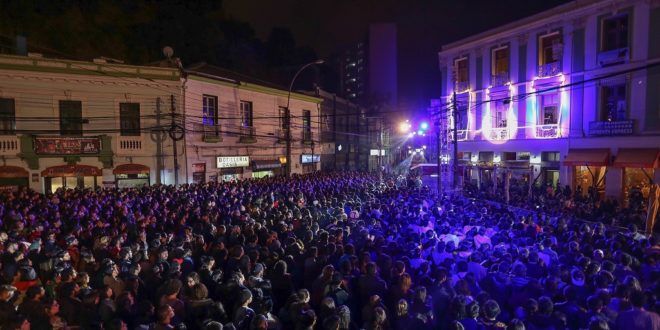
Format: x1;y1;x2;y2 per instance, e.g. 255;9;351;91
225;0;572;114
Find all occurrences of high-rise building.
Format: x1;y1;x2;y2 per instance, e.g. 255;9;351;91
339;23;398;108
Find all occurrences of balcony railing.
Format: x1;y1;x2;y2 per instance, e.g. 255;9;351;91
301;130;313;144
538;62;561;77
491;72;509;87
456;130;468;141
455;81;470;93
535;124;559;138
194;123;222;142
239;126;256;143
597;47;629;67
117;135;144;156
488;127;510;141
0;135;19;155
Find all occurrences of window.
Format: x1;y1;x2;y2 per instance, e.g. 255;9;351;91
119;103;140;136
240;101;253;127
455;58;469;84
600;84;627;121
542;152;560;162
492;47;509;77
202;95;218;126
456;97;469;130
539;33;562;65
516;152;531;161
494;101;508;128
279;107;289;130
601;15;629;51
539;93;559;125
0;98;16;135
303;110;312;141
59;100;82;136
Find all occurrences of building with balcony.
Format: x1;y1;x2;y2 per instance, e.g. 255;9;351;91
436;0;660;204
0;53;182;193
183;63;322;182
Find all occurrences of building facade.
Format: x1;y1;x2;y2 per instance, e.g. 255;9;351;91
183;64;322;183
436;0;660;203
0;53;183;193
339;23;398;107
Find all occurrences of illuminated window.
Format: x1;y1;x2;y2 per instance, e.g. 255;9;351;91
539;33;562;65
539;93;559;125
455;58;469;84
240;101;253;127
202;95;218;126
494;100;508;128
600;84;627;121
492;47;509;77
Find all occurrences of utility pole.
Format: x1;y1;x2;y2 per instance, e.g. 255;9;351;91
153;97;163;184
436;119;441;193
378;120;383;181
285;107;292;177
452;91;459;190
170;95;179;186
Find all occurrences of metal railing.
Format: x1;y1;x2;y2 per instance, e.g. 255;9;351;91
535;124;559;138
455;80;470;93
597;47;629;67
491;72;509;87
488;127;509;140
538;61;561;77
193;123;222;142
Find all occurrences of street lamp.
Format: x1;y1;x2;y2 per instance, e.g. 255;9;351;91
285;59;324;177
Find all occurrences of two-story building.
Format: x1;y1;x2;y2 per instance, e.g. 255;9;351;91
437;0;660;203
183;63;322;182
0;53;183;193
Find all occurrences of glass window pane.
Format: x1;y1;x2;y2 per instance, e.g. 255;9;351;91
65;177;78;189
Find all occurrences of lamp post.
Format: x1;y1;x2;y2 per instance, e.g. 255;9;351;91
285;59;324;177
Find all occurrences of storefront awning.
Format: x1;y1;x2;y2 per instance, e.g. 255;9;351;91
613;148;660;168
252;160;281;171
0;166;29;178
41;164;102;177
563;149;610;166
113;164;150;175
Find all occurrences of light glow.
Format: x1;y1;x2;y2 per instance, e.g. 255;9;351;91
482;82;518;145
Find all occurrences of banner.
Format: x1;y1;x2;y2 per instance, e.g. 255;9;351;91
34;137;101;155
217;156;249;168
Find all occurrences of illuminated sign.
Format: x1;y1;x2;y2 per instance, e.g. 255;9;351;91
301;154;320;164
216;156;249;168
370;149;386;156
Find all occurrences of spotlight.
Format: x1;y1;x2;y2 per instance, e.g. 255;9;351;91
420;122;429;130
399;121;412;133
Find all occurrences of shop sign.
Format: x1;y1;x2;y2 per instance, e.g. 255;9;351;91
588;120;633;136
370;149;386;156
216;156;249;168
301;154;320;164
34;136;101;155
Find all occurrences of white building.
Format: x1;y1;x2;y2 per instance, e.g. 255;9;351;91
437;0;660;203
183;64;322;182
0;53;183;193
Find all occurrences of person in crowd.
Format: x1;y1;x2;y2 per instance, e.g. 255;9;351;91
0;171;656;330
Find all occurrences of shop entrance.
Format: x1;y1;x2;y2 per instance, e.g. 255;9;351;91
42;164;102;193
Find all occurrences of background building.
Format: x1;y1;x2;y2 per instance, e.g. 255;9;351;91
183;63;322;182
340;23;398;108
436;0;660;204
0;53;182;193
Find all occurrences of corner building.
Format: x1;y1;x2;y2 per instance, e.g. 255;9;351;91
436;0;660;204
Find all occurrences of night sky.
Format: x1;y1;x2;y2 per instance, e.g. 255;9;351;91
226;0;573;115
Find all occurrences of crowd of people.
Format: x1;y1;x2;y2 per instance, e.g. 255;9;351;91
0;172;658;330
463;177;651;231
